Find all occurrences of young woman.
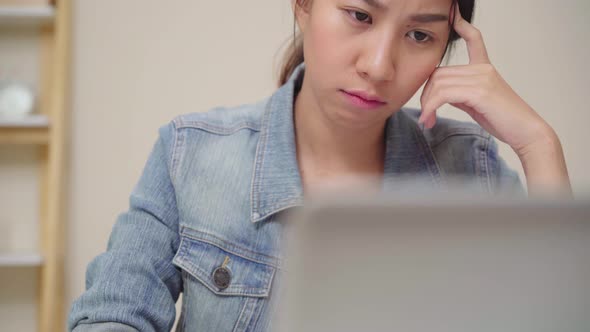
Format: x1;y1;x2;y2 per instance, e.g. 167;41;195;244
69;0;572;331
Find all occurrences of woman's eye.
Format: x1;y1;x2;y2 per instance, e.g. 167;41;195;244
347;10;372;24
407;30;432;43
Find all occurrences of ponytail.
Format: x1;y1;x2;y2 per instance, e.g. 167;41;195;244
277;32;304;87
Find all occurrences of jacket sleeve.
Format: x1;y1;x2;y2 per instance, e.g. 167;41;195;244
69;122;182;332
485;136;527;197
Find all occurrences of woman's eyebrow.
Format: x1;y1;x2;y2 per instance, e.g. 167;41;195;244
408;13;449;23
361;0;387;10
360;0;449;24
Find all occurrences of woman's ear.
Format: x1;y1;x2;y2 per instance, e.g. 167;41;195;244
292;0;311;33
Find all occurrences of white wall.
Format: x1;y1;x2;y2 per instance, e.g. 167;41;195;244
63;0;589;328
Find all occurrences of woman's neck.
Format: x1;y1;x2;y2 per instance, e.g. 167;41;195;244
293;82;387;179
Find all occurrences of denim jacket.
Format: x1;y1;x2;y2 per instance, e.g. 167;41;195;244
69;62;523;332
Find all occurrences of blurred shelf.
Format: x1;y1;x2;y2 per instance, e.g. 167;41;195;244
0;114;50;144
0;0;69;330
0;253;44;267
0;127;49;144
0;6;55;26
0;114;50;127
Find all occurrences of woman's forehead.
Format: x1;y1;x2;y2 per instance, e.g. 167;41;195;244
346;0;452;12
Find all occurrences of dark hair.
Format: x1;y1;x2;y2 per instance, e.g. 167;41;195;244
277;0;475;87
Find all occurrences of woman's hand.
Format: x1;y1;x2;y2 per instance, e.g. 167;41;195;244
419;3;572;197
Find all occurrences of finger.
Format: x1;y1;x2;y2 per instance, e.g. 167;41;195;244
421;85;475;129
420;77;462;123
453;2;490;64
429;64;486;78
425;110;437;129
418;108;437;129
421;64;488;105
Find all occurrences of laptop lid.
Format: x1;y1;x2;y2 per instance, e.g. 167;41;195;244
277;197;590;332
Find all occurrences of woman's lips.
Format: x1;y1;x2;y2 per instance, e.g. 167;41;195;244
340;89;387;111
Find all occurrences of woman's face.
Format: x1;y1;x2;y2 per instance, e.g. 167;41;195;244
295;0;453;127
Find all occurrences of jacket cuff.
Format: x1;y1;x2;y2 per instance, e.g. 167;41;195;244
72;322;139;332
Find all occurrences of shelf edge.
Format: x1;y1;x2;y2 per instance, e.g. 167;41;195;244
0;253;44;267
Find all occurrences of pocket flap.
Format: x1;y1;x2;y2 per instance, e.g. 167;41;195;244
173;228;276;297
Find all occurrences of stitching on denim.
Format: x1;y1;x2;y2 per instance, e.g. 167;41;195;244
183;257;269;295
179;226;281;267
176;121;260;135
179;270;188;332
172;235;187;265
251;97;274;221
411;121;443;186
232;297;257;332
265;264;276;292
477;136;485;191
177;240;272;295
430;131;490;149
262;202;302;220
180;261;269;297
248;296;266;332
232;297;249;332
475;133;488;193
182;226;281;264
74;322;139;331
483;134;493;194
170;120;182;183
159;262;181;286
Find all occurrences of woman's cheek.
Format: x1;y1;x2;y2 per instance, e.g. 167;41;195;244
408;55;439;87
390;55;438;105
308;14;349;67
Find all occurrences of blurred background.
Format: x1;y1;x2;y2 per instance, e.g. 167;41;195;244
0;0;588;331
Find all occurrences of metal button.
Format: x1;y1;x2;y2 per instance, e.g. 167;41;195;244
212;266;231;290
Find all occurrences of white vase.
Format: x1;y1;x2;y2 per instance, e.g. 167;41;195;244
0;82;35;120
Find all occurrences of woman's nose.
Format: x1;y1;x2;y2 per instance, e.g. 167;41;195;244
356;34;398;83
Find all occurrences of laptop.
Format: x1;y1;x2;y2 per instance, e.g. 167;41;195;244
276;195;590;332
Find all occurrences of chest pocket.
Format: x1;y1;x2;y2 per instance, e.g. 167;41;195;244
172;227;277;332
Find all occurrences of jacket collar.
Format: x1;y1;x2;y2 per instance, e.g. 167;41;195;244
250;62;442;223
